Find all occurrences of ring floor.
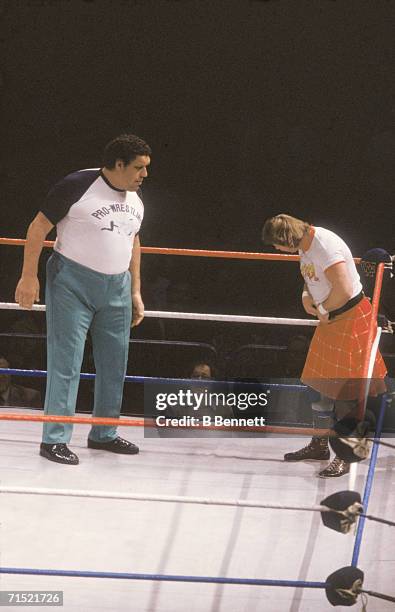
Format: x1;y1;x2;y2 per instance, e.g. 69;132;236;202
0;409;394;612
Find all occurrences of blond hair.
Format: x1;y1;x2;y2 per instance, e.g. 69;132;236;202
262;214;310;248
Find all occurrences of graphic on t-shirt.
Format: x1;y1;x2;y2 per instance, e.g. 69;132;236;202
92;203;142;237
301;263;319;282
101;221;121;233
101;218;139;236
91;204;142;221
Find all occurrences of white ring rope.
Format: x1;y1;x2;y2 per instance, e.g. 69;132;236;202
0;302;318;326
0;485;332;514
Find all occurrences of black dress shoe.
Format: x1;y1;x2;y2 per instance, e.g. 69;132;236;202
88;436;139;455
40;443;79;465
87;436;139;455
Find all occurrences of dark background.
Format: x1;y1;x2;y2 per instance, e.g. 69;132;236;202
1;0;395;386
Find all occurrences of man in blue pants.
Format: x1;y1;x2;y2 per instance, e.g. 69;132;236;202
15;134;151;465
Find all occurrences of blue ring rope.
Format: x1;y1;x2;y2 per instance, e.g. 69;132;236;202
351;392;388;566
0;368;306;391
0;567;325;588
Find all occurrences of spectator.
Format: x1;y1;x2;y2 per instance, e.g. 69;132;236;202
190;361;214;380
282;334;310;378
267;335;312;427
0;356;42;408
7;312;46;371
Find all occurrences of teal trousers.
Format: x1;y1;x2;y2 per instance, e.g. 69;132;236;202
42;253;132;444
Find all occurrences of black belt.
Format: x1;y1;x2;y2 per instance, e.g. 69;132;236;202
328;291;364;320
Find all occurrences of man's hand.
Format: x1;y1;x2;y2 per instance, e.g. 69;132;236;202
303;294;330;324
15;276;40;309
14;212;53;310
302;294;318;317
132;292;145;327
316;310;329;325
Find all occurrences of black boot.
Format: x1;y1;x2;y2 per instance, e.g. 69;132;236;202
284;437;330;461
318;456;350;478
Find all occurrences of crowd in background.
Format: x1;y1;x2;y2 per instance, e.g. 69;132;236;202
1;247;394;417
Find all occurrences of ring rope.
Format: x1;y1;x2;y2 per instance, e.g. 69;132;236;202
0;365;330;436
0;237;363;263
0;566;326;587
0;302;318;326
1;486;393;528
1;567;393;604
0;367;307;390
2;408;392;449
0;413;330;437
0;485;334;511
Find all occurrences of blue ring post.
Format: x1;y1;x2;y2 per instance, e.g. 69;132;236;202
351;393;389;566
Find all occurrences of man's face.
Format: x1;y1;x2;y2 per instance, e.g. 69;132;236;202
191;364;212;379
0;358;10;393
273;243;298;254
116;155;150;191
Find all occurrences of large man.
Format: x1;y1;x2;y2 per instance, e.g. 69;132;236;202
262;214;387;477
15;134;151;465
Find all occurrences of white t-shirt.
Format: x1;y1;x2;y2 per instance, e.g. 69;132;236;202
40;169;144;274
299;227;362;304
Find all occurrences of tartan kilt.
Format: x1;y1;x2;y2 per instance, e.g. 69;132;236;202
301;297;387;400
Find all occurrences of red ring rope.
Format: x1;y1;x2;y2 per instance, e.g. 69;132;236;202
0;413;330;436
0;237;362;263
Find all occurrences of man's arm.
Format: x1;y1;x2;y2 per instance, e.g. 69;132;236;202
15;212;54;309
321;262;354;311
301;283;318;316
129;234;144;327
313;262;354;324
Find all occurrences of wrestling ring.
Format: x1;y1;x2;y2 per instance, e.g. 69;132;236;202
0;237;394;611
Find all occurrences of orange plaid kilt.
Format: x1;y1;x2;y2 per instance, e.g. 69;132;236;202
301;297;387;400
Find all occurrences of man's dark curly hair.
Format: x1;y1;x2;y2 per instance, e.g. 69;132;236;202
103;134;152;169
